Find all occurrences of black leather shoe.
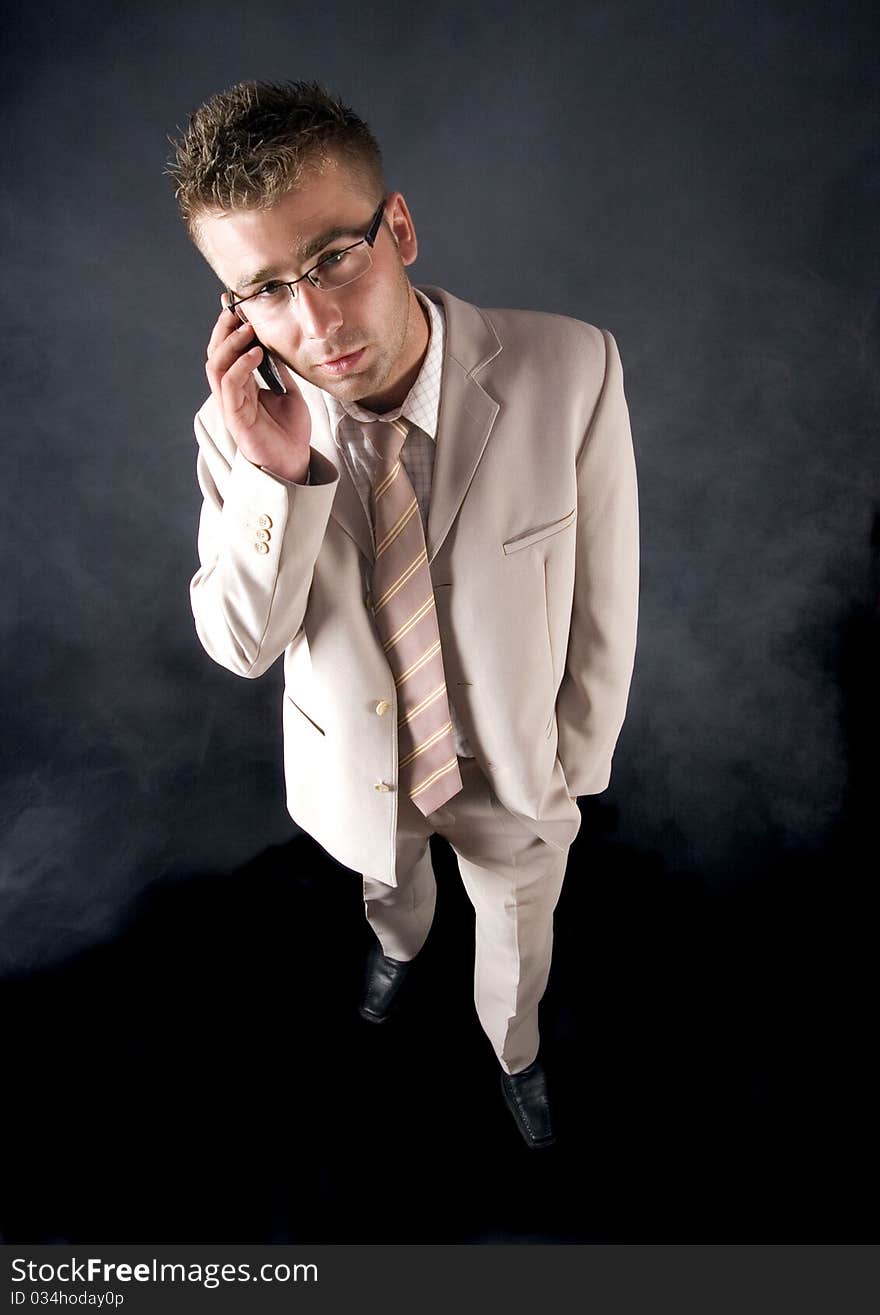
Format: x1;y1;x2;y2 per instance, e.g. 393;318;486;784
501;1058;556;1149
358;942;414;1023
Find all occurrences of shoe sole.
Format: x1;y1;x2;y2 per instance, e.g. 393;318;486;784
357;1004;393;1024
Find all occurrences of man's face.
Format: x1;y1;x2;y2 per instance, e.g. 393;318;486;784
196;157;425;411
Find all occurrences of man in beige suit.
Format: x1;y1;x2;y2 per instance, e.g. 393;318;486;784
168;80;639;1148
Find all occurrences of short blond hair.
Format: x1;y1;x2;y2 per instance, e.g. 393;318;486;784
166;80;385;244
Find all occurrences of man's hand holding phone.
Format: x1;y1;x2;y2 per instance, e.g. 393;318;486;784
205;303;312;484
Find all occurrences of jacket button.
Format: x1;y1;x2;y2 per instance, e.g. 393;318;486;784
253;541;269;554
257;514;273;529
375;700;390;716
373;782;393;792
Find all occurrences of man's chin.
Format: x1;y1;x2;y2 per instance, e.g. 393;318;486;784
280;351;390;407
316;366;383;404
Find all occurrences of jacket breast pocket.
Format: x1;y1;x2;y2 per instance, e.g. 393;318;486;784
502;507;576;555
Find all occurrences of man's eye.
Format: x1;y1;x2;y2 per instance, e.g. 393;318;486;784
317;249;349;269
255;282;285;299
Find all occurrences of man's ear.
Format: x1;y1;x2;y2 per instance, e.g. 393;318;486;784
386;191;418;266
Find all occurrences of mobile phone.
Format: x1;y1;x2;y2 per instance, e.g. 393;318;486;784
224;296;286;395
254;343;286;395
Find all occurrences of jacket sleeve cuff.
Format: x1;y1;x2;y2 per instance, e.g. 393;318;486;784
257;448;338;487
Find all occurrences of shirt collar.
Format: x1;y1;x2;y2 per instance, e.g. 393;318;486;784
323;287;445;442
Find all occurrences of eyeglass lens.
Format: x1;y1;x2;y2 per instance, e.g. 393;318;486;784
237;242;374;327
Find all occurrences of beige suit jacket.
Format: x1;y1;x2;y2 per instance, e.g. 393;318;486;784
190;285;639;886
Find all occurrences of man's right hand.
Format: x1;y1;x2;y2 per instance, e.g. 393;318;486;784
205;303;313;484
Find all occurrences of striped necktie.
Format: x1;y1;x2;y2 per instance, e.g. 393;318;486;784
365;418;463;816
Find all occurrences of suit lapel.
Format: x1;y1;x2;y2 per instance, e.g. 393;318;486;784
299;376;374;560
420;286;502;562
324;442;373;561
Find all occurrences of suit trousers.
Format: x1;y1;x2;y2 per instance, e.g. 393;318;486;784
362;756;581;1075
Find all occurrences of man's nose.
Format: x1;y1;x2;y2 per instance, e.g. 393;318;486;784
295;281;344;339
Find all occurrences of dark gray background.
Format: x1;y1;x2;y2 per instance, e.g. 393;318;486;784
2;0;877;976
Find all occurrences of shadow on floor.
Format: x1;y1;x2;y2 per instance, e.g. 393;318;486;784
2;805;872;1244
